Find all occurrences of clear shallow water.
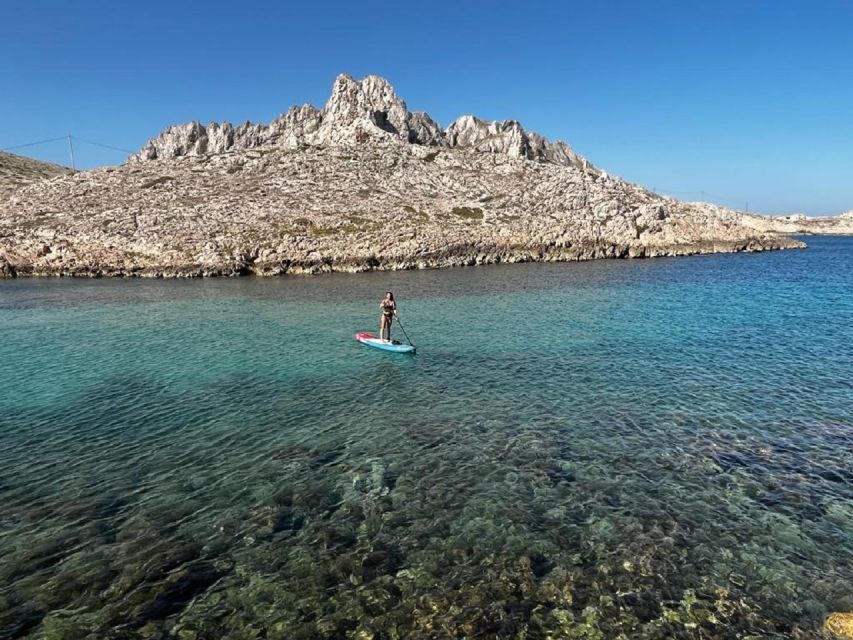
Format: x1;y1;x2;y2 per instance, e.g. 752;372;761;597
1;237;851;639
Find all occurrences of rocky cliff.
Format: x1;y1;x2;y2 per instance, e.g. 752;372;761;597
129;74;585;168
0;74;803;278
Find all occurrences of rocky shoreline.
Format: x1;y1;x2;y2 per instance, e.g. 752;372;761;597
0;237;802;279
0;74;808;279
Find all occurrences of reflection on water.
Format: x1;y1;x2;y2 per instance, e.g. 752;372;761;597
1;237;851;638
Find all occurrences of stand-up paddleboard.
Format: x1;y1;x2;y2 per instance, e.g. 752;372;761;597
355;332;416;354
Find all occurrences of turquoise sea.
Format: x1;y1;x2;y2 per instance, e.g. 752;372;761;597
1;237;851;639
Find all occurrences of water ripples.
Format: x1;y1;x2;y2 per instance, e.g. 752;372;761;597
0;237;851;638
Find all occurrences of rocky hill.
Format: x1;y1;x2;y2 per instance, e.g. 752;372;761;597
742;210;853;235
0;74;803;278
0;150;73;202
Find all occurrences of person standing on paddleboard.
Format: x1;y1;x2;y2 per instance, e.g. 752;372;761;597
379;291;397;342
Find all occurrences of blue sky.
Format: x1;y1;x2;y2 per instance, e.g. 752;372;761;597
2;0;851;215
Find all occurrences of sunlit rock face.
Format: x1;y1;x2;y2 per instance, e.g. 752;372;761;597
129;74;586;166
0;74;804;278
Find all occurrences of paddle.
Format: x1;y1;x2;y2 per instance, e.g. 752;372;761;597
394;312;416;349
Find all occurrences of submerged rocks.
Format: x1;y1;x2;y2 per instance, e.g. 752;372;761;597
826;613;853;639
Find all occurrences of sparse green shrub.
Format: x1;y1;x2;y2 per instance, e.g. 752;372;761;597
403;205;430;221
451;206;484;220
344;214;371;226
311;227;339;237
141;176;175;189
424;151;440;163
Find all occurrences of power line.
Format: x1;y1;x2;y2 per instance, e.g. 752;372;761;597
654;187;751;211
1;134;135;170
72;137;134;154
1;135;133;155
1;136;70;152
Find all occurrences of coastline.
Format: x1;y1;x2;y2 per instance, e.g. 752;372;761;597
0;236;805;279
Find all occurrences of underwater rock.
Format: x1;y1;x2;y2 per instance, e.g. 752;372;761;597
36;609;101;640
136;561;221;622
825;613;853;639
0;598;45;639
347;460;394;500
271;442;347;470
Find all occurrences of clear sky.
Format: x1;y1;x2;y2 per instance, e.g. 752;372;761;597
2;0;851;215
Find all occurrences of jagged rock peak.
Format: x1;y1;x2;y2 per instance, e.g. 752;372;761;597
446;115;587;169
132;120;272;162
316;73;444;146
129;73;588;168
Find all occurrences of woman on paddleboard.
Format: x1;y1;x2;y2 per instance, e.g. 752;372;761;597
379;291;397;341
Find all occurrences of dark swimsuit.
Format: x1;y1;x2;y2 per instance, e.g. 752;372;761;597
381;302;395;317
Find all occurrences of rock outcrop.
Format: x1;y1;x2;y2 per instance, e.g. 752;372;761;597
445;116;586;169
129;74;586;169
0;74;804;278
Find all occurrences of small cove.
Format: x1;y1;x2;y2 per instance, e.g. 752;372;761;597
1;237;851;638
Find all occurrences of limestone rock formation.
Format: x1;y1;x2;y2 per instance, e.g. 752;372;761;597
0;74;805;278
129;73;585;168
316;74;443;146
445;116;586;169
132;120;274;161
268;105;323;148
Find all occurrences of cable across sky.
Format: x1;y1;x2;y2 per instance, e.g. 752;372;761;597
1;135;134;169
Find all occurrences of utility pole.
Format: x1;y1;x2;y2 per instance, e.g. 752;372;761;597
68;135;75;170
745;201;749;213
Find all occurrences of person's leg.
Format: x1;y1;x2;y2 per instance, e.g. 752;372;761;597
387;316;393;341
380;315;387;340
